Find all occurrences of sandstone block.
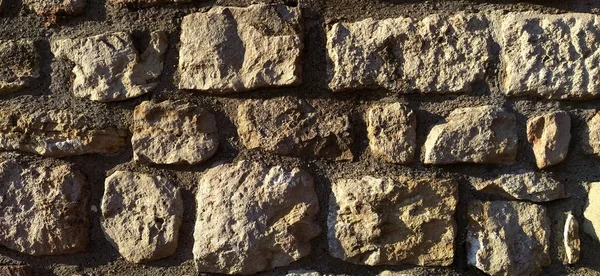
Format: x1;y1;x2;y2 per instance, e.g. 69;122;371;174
583;111;600;157
366;102;416;164
236;97;353;160
23;0;85;16
132;100;219;165
101;171;183;263
178;4;302;93
328;176;457;266
564;212;580;265
500;13;600;99
327;13;491;93
194;161;320;275
472;171;566;202
527;111;571;168
0;40;39;93
584;182;600;242
0;155;89;255
52;31;167;102
424;105;517;164
467;200;550;276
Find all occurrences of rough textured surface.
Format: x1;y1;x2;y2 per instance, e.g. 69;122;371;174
0;265;31;276
0;40;39;93
328;176;457;266
366;102;416;164
584;182;600;242
108;0;193;7
194;161;320;275
178;4;302;93
23;0;86;16
327;13;491;93
0;107;127;157
500;13;600;100
101;171;183;263
583;111;600;157
132;100;219;165
472;171;567;202
0;154;89;256
564;212;580;265
236;97;353;160
52;31;167;102
467;200;551;276
526;111;571;168
423;105;517;165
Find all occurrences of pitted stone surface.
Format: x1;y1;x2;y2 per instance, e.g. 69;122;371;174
236;97;353;160
328;176;457;266
467;200;551;276
500;13;600;99
526;111;571;169
366;102;416;164
101;171;183;263
564;212;580;265
424;105;517;164
472;171;566;202
0;155;89;255
178;4;302;93
583;111;600;157
584;182;600;242
52;31;167;102
194;161;320;275
23;0;85;16
132;100;219;165
327;13;491;93
0;107;127;157
0;265;31;276
0;40;39;93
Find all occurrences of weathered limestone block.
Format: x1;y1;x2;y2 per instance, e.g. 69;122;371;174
328;176;458;266
132;100;219;165
472;171;566;202
527;111;571;168
0;40;39;93
0;155;89;255
467;200;551;276
584;182;600;241
0;265;31;276
327;13;491;93
194;161;320;275
500;13;600;99
424;105;517;164
564;212;580;265
178;4;302;93
0;107;127;157
101;171;183;263
366;102;416;164
236;97;353;160
52;31;167;102
23;0;85;16
583;111;600;157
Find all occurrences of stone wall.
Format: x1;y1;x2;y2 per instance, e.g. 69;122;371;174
0;0;600;275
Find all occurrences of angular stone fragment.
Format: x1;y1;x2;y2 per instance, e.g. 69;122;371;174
23;0;85;16
194;161;320;275
0;265;31;276
132;100;219;165
424;105;517;164
327;13;491;93
527;111;571;168
366;102;416;164
236;97;353;160
178;4;302;93
584;182;600;241
0;155;89;255
328;176;458;266
108;0;196;7
101;171;183;263
52;31;167;102
286;270;322;276
0;40;39;93
467;200;550;276
500;13;600;99
472;171;566;202
564;212;580;265
583;111;600;157
0;107;126;157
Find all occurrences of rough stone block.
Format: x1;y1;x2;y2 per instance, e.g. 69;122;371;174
584;182;600;242
526;111;571;168
583;111;600;157
0;40;39;93
472;171;566;202
366;102;416;164
23;0;86;16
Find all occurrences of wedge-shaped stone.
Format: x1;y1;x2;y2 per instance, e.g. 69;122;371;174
0;40;39;93
564;212;580;265
584;182;600;242
132;100;219;165
424;105;517;164
236;97;353;160
178;4;302;93
52;31;167;102
101;171;183;263
500;13;600;99
467;200;550;276
0;107;126;157
527;111;571;168
328;176;458;266
367;102;416;164
327;13;491;93
0;154;89;255
472;171;566;202
23;0;86;16
583;111;600;157
194;161;320;275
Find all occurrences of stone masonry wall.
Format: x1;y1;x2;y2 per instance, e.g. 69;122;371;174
1;0;600;275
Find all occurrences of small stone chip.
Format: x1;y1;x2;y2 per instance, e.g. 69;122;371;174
366;102;416;164
0;40;39;93
564;212;580;265
526;111;571;169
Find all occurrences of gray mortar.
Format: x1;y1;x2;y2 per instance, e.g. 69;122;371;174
1;0;600;275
